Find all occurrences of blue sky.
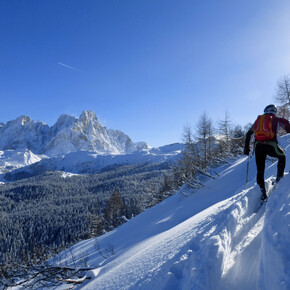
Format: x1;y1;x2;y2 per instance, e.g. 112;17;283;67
1;0;290;147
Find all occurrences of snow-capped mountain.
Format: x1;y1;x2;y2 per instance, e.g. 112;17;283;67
0;115;50;153
0;111;148;156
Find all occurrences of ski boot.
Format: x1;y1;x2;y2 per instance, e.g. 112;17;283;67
261;187;267;201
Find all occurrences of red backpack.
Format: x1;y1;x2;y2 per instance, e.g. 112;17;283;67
254;114;276;141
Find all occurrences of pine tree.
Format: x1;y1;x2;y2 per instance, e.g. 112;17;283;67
88;204;104;237
104;190;126;229
274;75;290;119
152;173;174;206
182;124;196;174
230;125;245;156
218;111;232;156
196;112;215;168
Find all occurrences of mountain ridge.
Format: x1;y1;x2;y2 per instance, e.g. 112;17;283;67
2;143;184;181
0;111;148;156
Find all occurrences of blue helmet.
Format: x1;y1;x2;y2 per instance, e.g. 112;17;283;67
264;104;277;114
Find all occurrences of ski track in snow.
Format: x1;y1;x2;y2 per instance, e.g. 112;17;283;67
50;136;290;290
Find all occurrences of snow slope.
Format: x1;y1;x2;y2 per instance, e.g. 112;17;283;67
53;135;290;290
3;143;184;180
0;149;42;174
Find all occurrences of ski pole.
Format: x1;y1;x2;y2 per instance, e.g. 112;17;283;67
246;155;250;189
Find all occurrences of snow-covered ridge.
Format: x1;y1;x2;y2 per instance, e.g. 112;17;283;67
52;135;290;289
2;143;184;181
0;149;43;174
0;111;148;156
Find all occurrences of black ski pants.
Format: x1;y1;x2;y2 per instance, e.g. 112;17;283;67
255;142;285;189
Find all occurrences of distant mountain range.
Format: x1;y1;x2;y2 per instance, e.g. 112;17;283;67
0;111;184;181
0;111;148;156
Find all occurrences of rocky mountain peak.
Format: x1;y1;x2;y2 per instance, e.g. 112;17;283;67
20;115;31;125
80;110;97;122
52;114;78;135
0;111;148;156
78;111;101;130
5;115;32;128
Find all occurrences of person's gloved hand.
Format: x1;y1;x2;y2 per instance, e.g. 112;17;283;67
244;147;250;155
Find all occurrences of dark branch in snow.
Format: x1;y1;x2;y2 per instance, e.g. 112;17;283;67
1;265;94;289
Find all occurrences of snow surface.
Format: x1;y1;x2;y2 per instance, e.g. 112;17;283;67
50;135;290;290
1;143;184;181
0;149;42;175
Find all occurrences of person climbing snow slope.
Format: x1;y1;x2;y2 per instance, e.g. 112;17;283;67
244;104;290;200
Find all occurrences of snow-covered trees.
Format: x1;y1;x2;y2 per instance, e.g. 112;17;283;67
196;112;215;168
274;75;290;119
180;124;198;178
170;111;246;191
217;111;232;156
230;125;245;155
0;164;167;273
104;189;126;229
88;205;104;237
171;125;198;188
275;75;290;106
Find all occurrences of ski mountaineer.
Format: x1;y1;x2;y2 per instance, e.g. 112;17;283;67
244;104;290;200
